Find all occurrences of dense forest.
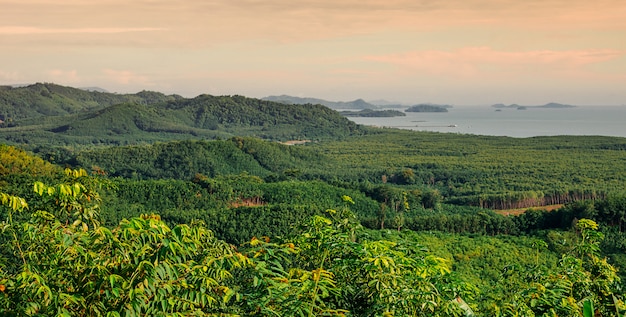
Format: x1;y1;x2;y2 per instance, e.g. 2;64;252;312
0;83;364;147
1;84;626;316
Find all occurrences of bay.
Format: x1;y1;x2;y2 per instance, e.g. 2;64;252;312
344;106;626;138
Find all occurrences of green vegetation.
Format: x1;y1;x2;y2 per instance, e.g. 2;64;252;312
1;85;626;315
0;83;182;122
0;84;364;147
1;172;624;315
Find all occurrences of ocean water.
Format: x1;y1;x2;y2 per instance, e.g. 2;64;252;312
344;106;626;138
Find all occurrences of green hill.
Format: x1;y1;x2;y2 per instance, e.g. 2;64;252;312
0;83;182;122
0;85;364;147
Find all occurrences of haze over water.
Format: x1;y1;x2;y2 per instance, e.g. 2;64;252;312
345;106;626;138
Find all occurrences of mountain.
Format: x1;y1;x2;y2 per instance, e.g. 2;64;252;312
262;95;380;110
0;82;183;122
0;85;364;148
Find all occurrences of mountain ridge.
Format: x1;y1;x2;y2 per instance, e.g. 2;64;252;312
0;82;183;122
0;84;364;147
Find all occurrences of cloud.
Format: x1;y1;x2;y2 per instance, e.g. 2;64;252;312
364;47;626;79
102;69;154;86
0;70;20;82
2;0;624;47
0;26;165;35
45;69;80;84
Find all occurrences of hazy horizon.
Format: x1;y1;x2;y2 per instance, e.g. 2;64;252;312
1;0;625;106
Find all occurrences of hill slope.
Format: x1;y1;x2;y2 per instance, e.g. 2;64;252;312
0;83;182;122
0;86;364;147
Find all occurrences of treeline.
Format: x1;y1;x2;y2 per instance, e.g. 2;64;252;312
319;130;626;209
4;138;626;242
102;176;381;245
55;138;333;180
449;188;607;210
29;132;626;212
514;196;626;234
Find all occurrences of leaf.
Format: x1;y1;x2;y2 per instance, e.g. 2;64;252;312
583;298;594;317
33;182;45;195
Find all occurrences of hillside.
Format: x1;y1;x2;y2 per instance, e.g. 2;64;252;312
0;86;364;147
0;83;182;122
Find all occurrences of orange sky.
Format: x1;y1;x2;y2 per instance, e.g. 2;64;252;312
1;0;625;105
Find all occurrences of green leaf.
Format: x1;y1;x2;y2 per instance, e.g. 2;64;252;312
583;298;594;317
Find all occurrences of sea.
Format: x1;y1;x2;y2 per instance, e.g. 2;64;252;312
344;106;626;138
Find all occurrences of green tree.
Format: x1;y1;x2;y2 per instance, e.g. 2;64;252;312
498;219;625;317
0;171;246;316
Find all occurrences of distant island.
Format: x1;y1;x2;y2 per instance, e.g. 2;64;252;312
262;95;409;110
492;102;576;109
405;104;451;112
263;95;380;110
339;109;406;117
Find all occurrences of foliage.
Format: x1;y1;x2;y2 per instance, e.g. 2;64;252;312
0;172;246;316
318;130;626;208
0;82;181;122
0;86;364;148
1;177;473;316
0;144;60;179
496;219;625;317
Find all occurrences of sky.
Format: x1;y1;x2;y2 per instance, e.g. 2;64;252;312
1;0;625;105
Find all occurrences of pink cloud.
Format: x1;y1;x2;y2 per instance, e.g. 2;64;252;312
102;69;153;86
45;69;80;84
364;47;626;79
0;26;165;35
0;70;20;82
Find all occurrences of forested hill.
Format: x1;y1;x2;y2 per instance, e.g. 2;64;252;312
0;85;364;147
0;83;182;122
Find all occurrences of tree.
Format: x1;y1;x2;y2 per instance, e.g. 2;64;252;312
497;219;625;316
0;170;246;316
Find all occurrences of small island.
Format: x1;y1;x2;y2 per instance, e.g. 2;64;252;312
492;102;576;109
339;109;406;117
405;104;450;112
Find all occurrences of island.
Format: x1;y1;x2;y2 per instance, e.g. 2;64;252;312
492;102;576;109
405;104;450;112
339;109;406;117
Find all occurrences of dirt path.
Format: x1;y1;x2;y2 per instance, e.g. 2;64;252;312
495;204;563;216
